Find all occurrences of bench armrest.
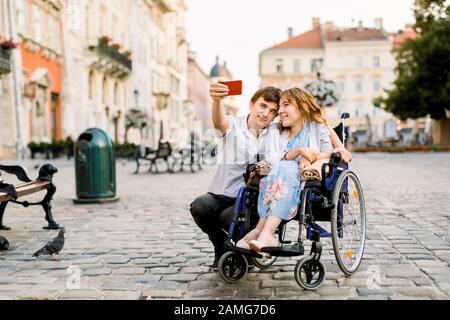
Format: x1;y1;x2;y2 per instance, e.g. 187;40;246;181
0;165;32;183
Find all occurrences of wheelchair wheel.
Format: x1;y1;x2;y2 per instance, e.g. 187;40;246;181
251;254;277;269
331;170;366;276
251;224;285;269
294;256;326;290
218;251;249;283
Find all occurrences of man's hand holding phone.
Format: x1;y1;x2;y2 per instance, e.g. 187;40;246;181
210;83;229;101
210;81;243;101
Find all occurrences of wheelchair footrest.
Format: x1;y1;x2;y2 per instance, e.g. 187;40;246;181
224;242;264;258
261;243;304;257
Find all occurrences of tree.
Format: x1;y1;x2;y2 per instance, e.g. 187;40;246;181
124;109;149;143
382;0;450;145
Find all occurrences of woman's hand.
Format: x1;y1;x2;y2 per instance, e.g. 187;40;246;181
299;157;311;171
298;147;318;163
334;147;352;163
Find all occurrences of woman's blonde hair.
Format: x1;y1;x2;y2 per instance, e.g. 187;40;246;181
280;87;328;131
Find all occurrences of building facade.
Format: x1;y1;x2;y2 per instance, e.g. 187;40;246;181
1;0;192;159
17;0;64;145
260;18;400;141
0;0;15;159
61;0;133;144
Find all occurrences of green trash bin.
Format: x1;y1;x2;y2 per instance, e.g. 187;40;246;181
73;128;119;204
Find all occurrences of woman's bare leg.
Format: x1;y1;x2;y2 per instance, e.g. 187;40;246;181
261;216;282;235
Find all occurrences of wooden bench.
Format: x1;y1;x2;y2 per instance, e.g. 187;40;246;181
134;141;174;174
0;164;61;230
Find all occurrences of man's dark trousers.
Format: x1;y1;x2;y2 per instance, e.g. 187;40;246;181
190;193;235;256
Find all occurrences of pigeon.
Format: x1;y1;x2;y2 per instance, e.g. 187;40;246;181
33;228;65;259
0;235;9;251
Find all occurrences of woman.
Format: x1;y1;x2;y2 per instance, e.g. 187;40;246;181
237;87;336;251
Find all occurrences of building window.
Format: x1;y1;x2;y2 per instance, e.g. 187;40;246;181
276;59;284;74
16;0;25;33
338;79;345;92
48;15;58;50
114;82;119;106
373;78;380;92
102;77;109;104
355;57;362;68
336;56;344;68
355;79;363;93
373;56;380;68
88;71;95;100
85;5;91;39
33;4;42;43
293;59;301;73
311;58;323;73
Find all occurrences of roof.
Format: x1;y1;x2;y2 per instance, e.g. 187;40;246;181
392;30;418;47
326;28;389;42
210;56;232;78
266;28;323;51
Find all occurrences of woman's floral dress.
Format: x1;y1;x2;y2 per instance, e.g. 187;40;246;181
257;122;311;221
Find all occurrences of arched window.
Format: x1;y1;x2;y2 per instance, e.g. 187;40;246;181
102;76;109;104
114;82;119;106
88;70;95;100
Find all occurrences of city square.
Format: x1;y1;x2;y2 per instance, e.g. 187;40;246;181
1;0;449;303
0;152;449;300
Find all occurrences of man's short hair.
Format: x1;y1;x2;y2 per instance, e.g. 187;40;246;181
250;87;282;105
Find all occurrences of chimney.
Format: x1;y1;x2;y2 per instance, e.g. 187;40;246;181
288;27;293;39
324;21;334;32
357;20;364;32
374;18;383;29
312;17;320;29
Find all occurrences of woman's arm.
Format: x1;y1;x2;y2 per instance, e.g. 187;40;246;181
284;147;318;162
327;125;352;163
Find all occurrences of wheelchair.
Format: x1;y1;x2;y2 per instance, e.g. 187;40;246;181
217;114;367;290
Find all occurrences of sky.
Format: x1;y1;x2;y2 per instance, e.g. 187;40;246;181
185;0;416;115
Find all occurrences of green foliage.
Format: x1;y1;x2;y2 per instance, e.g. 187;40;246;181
382;0;450;120
114;142;138;159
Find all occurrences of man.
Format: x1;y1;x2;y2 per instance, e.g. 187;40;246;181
190;83;282;269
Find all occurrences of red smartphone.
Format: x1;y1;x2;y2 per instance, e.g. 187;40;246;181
219;80;242;96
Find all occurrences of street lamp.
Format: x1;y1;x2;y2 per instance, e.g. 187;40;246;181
133;89;140;108
153;92;170;142
154;92;170;110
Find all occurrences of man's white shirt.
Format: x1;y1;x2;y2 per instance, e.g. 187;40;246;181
207;116;281;198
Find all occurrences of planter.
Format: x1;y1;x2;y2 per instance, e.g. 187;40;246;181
354;146;450;153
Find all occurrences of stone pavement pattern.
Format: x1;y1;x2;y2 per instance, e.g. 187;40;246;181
0;152;449;300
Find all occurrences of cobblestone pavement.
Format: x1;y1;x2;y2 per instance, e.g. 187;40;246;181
0;152;449;300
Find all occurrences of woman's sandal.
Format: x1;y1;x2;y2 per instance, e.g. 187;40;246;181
249;232;278;252
236;228;261;249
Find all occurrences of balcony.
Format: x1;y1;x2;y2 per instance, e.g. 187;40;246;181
89;38;132;76
0;47;12;74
